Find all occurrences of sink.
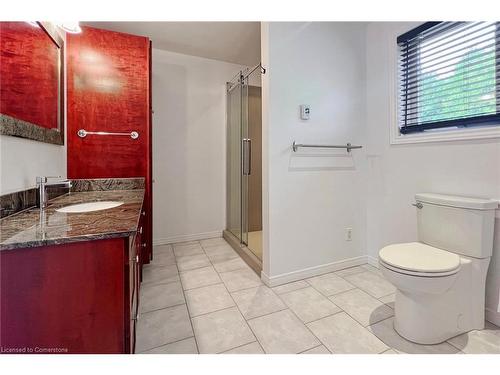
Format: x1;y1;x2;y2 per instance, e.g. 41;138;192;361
56;201;124;213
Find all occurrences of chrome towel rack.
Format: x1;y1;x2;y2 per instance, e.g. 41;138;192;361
292;141;362;153
77;129;139;139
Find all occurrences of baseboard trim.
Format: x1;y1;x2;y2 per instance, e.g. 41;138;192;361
153;231;222;246
366;255;379;268
486;307;500;326
261;255;368;287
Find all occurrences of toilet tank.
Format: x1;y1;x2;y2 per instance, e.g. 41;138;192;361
415;193;498;258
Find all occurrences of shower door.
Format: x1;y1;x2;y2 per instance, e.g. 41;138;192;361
226;75;249;245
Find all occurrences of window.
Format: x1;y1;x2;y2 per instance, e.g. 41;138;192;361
397;22;499;135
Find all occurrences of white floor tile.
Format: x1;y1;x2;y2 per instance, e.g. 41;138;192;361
344;271;396;298
212;257;249;273
271;280;310;295
219;268;262;292
368;317;460;354
379;293;395;309
192;307;255;354
142;265;180;286
180;266;221;290
307;312;388;354
140;281;185;313
185;283;235;317
140;337;198;354
280;287;341;323
448;329;500;354
222;341;264;354
135;304;193;352
231;286;286;320
247;309;320;354
329;288;393;326
176;253;211;272
306;272;356;296
334;266;367;277
173;242;204;257
301;345;331;354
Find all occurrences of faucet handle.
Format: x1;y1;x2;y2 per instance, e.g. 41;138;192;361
36;176;62;184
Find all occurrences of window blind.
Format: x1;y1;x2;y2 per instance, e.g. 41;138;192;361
397;22;500;134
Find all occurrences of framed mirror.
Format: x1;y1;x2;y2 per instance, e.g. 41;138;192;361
0;21;64;145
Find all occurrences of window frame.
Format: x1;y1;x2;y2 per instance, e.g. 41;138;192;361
390;22;500;144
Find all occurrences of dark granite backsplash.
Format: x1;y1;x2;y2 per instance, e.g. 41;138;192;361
70;178;145;192
0;188;37;219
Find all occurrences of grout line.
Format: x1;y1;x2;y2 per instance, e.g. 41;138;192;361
172;243;201;354
189;305;237;319
271;283;311;295
182;280;222;292
201;238;266;354
139;302;188;316
299;279;393;352
137;336;196;354
177;262;214;273
141;277;181;288
302;310;344;326
218;340;265;354
297;344;332;354
156;238;398;355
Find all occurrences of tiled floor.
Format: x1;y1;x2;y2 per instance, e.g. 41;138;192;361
136;238;500;354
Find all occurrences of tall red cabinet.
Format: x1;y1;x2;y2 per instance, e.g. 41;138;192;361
67;26;153;265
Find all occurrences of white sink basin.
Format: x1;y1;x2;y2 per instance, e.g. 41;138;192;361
56;201;124;213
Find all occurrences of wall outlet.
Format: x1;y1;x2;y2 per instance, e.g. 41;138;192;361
300;104;310;120
345;228;353;241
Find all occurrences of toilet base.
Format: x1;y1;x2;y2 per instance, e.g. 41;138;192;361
393;277;485;345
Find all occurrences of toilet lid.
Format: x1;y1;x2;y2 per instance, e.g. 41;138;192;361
379;242;460;274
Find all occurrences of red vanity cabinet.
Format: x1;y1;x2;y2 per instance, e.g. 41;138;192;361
66;26;153;267
0;236;141;354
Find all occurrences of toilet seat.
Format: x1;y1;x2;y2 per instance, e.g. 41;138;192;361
379;242;460;277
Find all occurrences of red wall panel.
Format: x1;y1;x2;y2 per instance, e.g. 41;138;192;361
67;26;150;179
67;27;152;263
0;22;59;129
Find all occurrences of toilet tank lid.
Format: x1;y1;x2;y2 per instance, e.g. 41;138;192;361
415;193;498;210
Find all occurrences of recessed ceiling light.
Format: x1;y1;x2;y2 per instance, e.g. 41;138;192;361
57;22;82;34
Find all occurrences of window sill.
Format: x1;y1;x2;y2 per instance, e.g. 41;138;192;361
390;125;500;145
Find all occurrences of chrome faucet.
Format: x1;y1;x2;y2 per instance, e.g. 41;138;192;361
36;176;72;209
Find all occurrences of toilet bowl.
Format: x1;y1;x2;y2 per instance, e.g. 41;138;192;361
378;193;497;344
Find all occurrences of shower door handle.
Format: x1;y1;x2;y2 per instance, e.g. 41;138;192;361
243;138;252;176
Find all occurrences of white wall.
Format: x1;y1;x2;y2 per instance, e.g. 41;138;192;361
365;22;500;324
152;48;247;244
261;22;368;284
0;136;66;194
0;27;67;195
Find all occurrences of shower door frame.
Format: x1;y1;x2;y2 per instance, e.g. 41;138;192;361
226;73;250;246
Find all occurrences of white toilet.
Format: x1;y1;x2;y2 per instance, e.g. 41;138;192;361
378;193;498;345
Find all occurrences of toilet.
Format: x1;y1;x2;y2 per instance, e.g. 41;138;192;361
378;193;498;345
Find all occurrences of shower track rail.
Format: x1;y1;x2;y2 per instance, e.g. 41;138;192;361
292;141;363;153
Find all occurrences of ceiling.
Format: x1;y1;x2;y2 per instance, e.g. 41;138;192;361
82;22;261;66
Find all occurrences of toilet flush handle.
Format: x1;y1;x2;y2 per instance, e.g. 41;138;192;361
412;202;423;209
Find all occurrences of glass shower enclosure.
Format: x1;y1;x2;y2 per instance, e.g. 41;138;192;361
226;73;250;245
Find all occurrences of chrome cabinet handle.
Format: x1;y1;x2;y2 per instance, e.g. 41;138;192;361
412;202;423;209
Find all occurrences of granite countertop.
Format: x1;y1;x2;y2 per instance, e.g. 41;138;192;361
0;189;144;251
